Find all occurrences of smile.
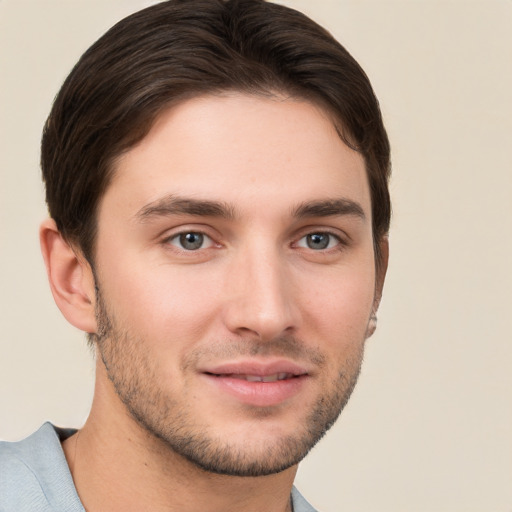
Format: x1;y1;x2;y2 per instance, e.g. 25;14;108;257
208;372;297;382
201;362;310;407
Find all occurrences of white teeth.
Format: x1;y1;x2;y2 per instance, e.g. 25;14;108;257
219;373;293;382
231;373;292;382
246;375;263;382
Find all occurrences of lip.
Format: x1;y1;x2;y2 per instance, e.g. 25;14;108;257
203;359;310;377
200;359;310;407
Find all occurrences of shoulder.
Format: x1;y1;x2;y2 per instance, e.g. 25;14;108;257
0;423;83;511
0;423;56;510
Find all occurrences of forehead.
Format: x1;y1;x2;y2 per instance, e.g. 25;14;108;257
103;93;370;219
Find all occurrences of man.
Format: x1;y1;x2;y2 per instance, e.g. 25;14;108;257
0;0;390;510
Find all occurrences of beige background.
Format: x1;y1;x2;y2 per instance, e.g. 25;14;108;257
1;1;511;510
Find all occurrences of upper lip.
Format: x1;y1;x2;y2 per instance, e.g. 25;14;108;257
201;359;310;377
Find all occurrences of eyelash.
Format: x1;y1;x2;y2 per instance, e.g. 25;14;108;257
164;231;217;251
163;229;347;254
294;231;346;252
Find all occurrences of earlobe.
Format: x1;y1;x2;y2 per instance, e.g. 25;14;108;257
39;218;97;333
366;237;389;339
366;313;378;338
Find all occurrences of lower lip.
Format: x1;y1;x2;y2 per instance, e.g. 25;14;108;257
202;374;308;407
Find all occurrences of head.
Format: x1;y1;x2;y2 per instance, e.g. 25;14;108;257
41;0;390;267
40;0;391;477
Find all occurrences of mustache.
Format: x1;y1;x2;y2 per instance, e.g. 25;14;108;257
182;336;327;370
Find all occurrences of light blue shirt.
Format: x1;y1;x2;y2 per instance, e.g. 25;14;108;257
0;423;317;511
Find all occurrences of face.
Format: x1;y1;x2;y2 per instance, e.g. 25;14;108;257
92;93;379;476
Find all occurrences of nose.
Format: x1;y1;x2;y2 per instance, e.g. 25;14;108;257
221;245;301;341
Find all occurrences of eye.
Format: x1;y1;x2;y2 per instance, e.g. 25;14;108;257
168;232;215;251
297;232;341;250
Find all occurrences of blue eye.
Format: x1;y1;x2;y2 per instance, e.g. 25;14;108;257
169;232;213;251
297;233;340;250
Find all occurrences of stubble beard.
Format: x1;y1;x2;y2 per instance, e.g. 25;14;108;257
92;286;365;477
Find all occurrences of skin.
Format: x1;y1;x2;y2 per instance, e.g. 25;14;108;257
40;93;387;512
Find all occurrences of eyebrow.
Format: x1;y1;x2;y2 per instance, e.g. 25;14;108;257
135;195;237;222
292;198;366;221
134;194;366;223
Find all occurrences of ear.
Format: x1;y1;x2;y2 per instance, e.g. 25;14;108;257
39;218;97;333
366;236;389;338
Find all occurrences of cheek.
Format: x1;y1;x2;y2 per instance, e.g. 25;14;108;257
302;266;375;348
99;259;223;345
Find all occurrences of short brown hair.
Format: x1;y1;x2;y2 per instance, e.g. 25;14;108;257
41;0;391;264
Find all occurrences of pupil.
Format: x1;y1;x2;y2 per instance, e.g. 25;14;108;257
180;232;203;250
307;233;329;250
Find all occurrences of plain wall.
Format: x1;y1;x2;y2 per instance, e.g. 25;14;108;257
0;1;511;510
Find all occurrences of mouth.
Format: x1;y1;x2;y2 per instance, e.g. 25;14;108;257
205;372;300;382
200;361;310;407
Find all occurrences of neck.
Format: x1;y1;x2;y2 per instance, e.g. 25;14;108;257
63;369;296;512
